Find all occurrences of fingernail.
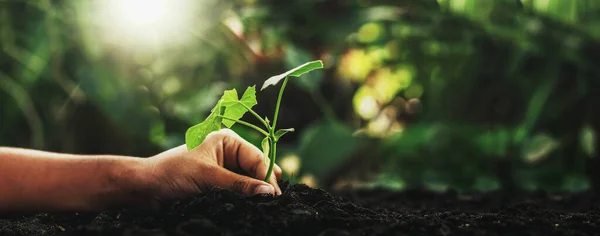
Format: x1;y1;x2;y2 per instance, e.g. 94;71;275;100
255;185;274;195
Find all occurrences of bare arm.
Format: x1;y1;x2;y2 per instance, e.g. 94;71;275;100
0;147;153;213
0;129;282;214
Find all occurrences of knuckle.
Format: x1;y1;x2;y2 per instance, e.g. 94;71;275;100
205;131;221;141
208;128;235;140
219;128;233;133
218;128;236;136
253;154;265;172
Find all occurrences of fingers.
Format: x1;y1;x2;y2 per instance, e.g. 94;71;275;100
208;129;282;195
205;166;276;196
274;164;283;181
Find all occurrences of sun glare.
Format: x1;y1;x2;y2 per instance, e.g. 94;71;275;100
92;0;200;48
116;0;171;28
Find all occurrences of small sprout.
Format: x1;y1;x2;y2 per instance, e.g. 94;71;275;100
185;60;324;182
275;128;295;141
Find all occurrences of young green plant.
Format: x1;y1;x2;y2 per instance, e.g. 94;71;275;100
185;60;324;182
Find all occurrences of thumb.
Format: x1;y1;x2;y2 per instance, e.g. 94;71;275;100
207;166;275;196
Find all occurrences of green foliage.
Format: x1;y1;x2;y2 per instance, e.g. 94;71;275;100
3;0;600;191
185;60;324;181
221;87;258;128
298;121;359;179
185;102;224;150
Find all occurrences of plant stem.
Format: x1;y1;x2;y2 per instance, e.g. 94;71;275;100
238;101;270;129
264;77;289;182
217;115;269;136
272;77;289;130
264;141;277;182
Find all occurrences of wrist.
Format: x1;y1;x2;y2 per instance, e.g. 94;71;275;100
106;157;160;209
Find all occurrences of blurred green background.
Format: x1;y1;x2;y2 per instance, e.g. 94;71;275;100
1;0;600;192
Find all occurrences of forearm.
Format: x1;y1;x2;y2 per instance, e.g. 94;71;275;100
0;147;156;213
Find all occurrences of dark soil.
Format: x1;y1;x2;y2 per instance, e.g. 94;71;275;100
1;182;600;236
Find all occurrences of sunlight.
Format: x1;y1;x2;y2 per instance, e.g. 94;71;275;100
92;0;201;48
115;0;171;28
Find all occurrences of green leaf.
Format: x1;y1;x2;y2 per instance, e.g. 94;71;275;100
185;102;224;150
284;45;323;92
260;60;324;91
221;89;239;107
261;137;271;165
222;86;258;127
298;121;359;179
275;128;295;140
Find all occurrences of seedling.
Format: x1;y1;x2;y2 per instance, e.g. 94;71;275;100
185;60;324;181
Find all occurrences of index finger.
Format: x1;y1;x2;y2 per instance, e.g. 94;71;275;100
214;129;282;195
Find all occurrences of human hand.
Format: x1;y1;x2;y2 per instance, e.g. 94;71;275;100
143;129;282;204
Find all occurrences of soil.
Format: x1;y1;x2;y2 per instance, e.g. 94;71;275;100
1;182;600;236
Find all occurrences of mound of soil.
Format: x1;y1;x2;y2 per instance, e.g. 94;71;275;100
1;182;600;236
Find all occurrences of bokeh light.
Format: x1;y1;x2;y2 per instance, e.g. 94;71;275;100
353;86;380;120
358;23;385;43
300;174;318;188
279;154;301;174
337;49;375;82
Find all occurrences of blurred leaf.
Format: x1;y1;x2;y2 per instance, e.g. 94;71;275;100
581;125;596;157
515;76;558;143
522;133;560;163
261;60;324;91
149;122;166;144
298;120;359;178
562;175;590;191
222;86;258;127
0;72;44;149
385;123;442;156
474;176;500;191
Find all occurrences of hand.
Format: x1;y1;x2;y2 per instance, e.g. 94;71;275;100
144;129;282;204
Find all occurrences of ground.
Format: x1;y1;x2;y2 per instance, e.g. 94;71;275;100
1;182;599;236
